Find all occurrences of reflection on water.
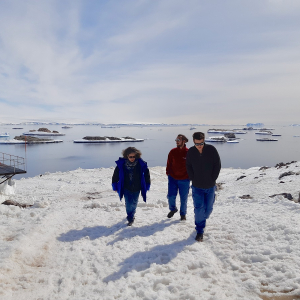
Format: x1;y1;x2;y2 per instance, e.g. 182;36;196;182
0;124;299;178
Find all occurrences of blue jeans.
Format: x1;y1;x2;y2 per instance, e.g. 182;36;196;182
167;176;190;216
124;189;140;222
192;185;216;234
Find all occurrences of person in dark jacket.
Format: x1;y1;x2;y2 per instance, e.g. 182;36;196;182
186;132;221;242
112;147;151;226
166;134;190;220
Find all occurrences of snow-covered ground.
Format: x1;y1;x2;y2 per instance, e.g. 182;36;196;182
1;163;300;300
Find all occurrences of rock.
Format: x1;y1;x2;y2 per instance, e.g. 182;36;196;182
269;193;293;201
14;136;52;142
224;133;236;139
278;171;295;180
275;161;297;169
122;136;136;140
259;166;270;171
38;128;51;133
216;183;224;191
83;136;106;140
104;136;121;140
2;200;33;208
237;175;246;181
239;195;252;199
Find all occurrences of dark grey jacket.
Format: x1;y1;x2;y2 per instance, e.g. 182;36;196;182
186;144;221;189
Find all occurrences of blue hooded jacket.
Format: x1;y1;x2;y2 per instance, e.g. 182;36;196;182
112;158;150;202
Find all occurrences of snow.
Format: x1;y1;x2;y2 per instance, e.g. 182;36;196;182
1;163;300;300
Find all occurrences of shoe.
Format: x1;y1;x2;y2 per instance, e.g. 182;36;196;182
195;233;203;242
127;218;135;226
167;209;178;218
180;215;186;221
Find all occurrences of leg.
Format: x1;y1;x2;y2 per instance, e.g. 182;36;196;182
192;186;206;234
167;176;178;212
124;190;140;222
204;186;216;219
178;179;190;217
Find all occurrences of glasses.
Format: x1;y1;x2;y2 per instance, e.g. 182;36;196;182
194;142;204;146
128;155;136;159
175;138;182;142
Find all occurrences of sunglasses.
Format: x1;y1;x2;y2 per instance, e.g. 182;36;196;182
128;155;136;159
194;142;204;146
175;138;182;142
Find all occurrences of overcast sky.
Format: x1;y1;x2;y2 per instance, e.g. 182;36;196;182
1;0;300;125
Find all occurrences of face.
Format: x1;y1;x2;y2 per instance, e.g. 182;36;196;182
175;136;185;147
194;139;205;151
127;153;136;162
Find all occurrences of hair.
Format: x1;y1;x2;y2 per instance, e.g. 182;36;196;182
122;147;142;159
192;132;205;141
177;134;188;143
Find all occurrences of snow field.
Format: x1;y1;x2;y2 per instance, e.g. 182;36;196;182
0;164;300;299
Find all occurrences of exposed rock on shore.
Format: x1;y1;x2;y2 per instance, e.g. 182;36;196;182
14;136;52;142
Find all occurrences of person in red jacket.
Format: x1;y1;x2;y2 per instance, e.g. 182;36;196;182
166;134;190;220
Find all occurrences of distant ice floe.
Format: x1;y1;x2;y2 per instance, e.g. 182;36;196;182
0;139;63;144
74;136;144;143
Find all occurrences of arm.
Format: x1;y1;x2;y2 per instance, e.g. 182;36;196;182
144;167;151;190
211;148;221;181
186;150;194;180
112;166;120;191
166;151;172;176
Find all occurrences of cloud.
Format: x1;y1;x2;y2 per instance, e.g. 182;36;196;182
0;0;300;124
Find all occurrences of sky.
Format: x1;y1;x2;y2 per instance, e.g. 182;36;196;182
1;0;300;125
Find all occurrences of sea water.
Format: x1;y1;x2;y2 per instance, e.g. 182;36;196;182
0;124;300;179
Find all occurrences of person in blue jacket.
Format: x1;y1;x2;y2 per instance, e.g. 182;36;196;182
112;147;151;226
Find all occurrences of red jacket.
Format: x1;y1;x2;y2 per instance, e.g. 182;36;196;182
166;145;189;180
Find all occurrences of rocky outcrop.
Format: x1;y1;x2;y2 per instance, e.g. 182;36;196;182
14;136;52;142
275;161;297;169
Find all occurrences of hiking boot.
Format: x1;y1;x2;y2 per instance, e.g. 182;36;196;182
167;208;178;218
127;219;135;226
180;215;186;221
195;233;203;242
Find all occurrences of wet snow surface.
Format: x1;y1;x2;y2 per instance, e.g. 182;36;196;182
1;163;300;300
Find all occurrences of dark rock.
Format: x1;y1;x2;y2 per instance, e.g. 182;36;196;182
2;200;33;208
237;175;246;181
216;182;224;191
224;133;236;139
14;136;52;142
275;161;297;169
254;177;258;179
269;193;293;200
279;181;285;183
122;136;136;140
38;128;51;133
239;195;252;199
259;166;270;171
83;136;106;140
278;171;295;180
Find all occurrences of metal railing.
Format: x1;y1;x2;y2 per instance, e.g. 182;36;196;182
0;152;26;173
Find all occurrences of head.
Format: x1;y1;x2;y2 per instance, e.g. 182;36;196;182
175;134;188;148
192;132;205;152
122;147;141;162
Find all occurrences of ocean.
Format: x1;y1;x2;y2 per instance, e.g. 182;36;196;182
1;124;300;179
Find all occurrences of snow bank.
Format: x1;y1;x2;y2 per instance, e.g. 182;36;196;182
0;163;300;299
0;179;16;202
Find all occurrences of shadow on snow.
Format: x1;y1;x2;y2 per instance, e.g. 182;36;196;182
57;219;179;243
103;233;196;283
